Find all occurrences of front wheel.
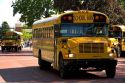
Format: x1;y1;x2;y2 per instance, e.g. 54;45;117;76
1;47;4;52
38;50;51;70
105;66;116;78
15;47;18;52
38;52;43;69
59;56;67;78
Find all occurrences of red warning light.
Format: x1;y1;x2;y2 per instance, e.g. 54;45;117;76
100;16;104;20
94;14;106;22
63;16;67;20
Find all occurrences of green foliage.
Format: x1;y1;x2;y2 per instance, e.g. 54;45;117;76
118;0;125;8
53;0;81;13
53;0;125;24
12;0;54;27
22;29;32;40
1;21;10;32
12;0;125;26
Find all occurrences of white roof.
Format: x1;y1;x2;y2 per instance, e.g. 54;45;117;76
13;31;23;35
33;15;59;25
33;10;108;25
113;25;125;32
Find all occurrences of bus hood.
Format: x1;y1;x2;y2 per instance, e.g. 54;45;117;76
108;38;118;47
66;37;109;54
68;37;108;44
108;38;118;43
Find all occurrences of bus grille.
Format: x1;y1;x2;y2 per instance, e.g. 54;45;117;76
79;43;104;53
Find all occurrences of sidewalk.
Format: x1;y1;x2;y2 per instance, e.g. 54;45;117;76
22;47;33;51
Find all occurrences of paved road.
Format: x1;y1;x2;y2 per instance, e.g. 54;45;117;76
0;48;125;83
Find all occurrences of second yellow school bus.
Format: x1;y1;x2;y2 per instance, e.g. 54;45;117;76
32;10;117;78
1;31;23;52
109;25;125;57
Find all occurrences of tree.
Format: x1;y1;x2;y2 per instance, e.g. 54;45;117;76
53;0;125;24
11;0;54;27
12;0;125;27
53;0;81;13
1;21;10;32
22;29;32;41
118;0;125;8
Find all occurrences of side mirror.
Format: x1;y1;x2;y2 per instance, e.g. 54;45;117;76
54;24;60;38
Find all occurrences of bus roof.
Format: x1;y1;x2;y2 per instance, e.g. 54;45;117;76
33;15;59;25
33;10;108;25
112;25;125;32
13;31;23;35
5;31;23;35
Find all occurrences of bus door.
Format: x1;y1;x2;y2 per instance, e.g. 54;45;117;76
53;24;60;69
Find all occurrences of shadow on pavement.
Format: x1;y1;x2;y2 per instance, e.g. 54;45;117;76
0;66;107;83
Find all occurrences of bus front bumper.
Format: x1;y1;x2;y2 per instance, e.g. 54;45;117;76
63;59;117;71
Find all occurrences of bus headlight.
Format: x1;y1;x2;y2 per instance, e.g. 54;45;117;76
109;53;114;57
113;42;118;46
68;53;74;58
108;48;117;58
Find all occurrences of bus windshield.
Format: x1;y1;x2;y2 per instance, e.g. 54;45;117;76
60;24;108;37
108;31;122;38
2;35;19;40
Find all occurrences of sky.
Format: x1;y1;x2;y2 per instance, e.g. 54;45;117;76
0;0;21;28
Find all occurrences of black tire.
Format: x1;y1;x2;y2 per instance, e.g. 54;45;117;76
1;47;4;52
20;47;22;51
105;66;116;78
38;50;51;70
59;56;67;79
38;51;43;70
15;47;18;52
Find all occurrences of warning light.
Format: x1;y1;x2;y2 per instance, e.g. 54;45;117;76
68;16;72;20
100;16;104;20
95;16;99;20
63;16;67;20
61;14;73;23
94;14;106;22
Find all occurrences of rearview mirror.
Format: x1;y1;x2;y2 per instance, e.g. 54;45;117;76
55;31;60;38
54;24;60;38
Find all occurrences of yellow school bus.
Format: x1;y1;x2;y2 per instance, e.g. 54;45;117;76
109;25;125;57
1;31;23;52
32;10;117;78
